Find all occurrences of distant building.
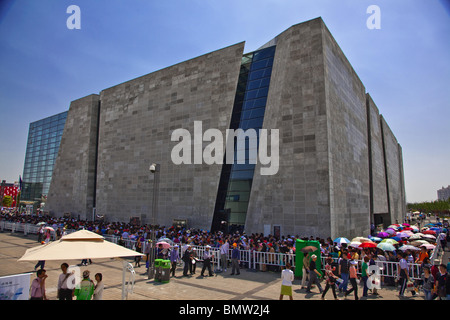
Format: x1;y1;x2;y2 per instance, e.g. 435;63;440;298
438;185;450;201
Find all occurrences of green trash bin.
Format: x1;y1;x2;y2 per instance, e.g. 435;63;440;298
160;260;171;283
154;259;163;281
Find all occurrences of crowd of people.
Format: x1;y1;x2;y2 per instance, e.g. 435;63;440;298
2;210;450;300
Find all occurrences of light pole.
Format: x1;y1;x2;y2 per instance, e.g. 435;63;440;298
148;163;160;279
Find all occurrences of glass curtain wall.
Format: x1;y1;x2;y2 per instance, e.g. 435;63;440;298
212;46;276;233
22;111;68;201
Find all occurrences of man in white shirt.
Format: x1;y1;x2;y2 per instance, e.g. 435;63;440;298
201;245;214;277
219;240;229;272
398;252;410;297
57;263;75;300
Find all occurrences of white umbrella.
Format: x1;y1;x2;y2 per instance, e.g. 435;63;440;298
333;237;350;244
408;233;423;240
420;243;436;250
349;241;362;248
18;230;144;261
409;240;429;247
351;237;372;243
398;245;420;251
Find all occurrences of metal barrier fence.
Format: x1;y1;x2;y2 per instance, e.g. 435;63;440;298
1;221;436;280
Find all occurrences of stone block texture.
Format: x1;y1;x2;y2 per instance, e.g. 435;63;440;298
381;115;406;224
46;94;100;220
95;42;245;227
245;18;403;239
366;94;389;220
246;18;331;238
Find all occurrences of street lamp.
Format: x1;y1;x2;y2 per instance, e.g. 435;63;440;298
148;163;160;279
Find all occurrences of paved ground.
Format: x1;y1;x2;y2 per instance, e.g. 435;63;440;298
0;231;434;301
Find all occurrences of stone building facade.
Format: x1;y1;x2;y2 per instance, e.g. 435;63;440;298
46;17;405;239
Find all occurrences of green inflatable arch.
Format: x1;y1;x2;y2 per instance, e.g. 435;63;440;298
295;239;322;278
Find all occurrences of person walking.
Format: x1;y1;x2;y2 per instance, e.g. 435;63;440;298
134;238;142;267
321;257;339;300
230;243;240;275
201;245;214;277
344;260;359;300
220;240;229;272
74;270;95;300
30;269;47;300
279;262;294;300
34;260;45;271
436;263;449;300
57;263;74;300
191;248;198;274
398;252;410;297
182;245;193;276
338;251;349;293
421;266;434;300
305;254;323;294
361;256;370;298
301;252;310;289
93;273;104;300
169;245;179;277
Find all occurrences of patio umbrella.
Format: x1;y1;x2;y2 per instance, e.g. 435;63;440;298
359;242;377;249
398;245;419;251
18;229;144;261
377;242;396;251
333;237;350;244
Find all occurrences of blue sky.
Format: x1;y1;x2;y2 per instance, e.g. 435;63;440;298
0;0;449;203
